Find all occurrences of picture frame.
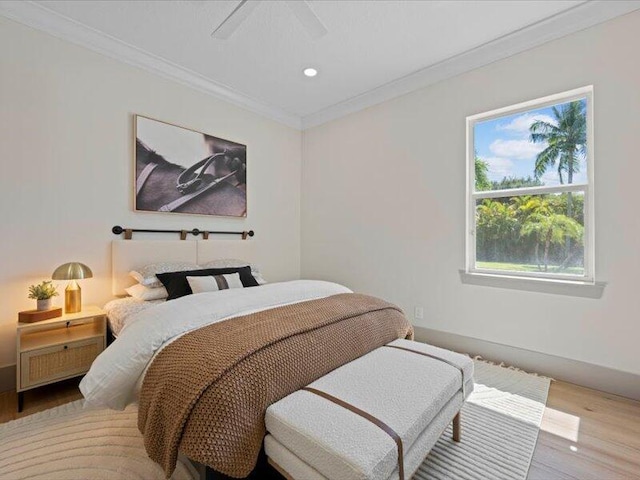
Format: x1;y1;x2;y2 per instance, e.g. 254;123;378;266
134;115;247;218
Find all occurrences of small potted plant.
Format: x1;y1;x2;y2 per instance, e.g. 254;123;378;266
28;281;59;311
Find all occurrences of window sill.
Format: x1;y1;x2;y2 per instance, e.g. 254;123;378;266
459;270;606;298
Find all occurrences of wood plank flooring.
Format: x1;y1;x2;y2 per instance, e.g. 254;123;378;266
529;381;640;479
0;377;82;424
1;378;639;479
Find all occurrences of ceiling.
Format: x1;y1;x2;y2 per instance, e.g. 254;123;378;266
2;1;639;128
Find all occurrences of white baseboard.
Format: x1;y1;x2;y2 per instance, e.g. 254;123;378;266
0;364;16;393
414;326;640;401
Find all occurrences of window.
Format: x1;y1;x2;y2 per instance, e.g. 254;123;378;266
466;87;594;283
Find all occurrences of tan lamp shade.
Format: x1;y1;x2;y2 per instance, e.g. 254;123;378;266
52;262;93;313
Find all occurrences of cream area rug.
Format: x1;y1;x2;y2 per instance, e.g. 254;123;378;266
416;360;551;480
0;401;195;480
0;360;549;480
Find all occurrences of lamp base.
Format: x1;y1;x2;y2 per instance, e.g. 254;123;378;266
65;281;81;314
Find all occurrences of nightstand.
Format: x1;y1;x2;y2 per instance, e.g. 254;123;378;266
16;305;106;412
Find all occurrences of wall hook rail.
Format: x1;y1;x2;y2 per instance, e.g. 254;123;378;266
111;225;254;240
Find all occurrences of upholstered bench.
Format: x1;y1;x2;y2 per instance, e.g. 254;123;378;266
264;339;474;480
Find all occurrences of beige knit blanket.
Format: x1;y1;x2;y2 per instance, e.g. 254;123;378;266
138;293;413;478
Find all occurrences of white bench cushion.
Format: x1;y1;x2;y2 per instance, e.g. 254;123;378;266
265;385;470;480
265;340;474;480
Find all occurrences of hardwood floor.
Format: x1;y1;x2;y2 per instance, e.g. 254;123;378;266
1;378;639;479
530;381;640;480
0;377;83;424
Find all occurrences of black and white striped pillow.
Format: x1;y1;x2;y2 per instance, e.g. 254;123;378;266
186;273;244;294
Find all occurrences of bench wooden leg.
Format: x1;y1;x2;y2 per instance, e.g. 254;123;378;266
452;412;461;442
268;458;294;480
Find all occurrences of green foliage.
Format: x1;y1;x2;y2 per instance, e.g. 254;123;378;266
518;198;583;272
475;157;491;191
491;176;542;190
520;212;582;244
476;200;515;232
28;280;59;300
476;194;585;273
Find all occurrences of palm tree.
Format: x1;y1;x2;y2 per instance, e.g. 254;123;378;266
529;100;586;185
529;100;586;258
520;209;583;272
512;196;552;269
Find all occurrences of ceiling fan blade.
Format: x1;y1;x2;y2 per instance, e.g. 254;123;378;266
212;0;260;40
285;0;327;40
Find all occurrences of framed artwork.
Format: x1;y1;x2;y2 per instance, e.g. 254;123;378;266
134;115;247;217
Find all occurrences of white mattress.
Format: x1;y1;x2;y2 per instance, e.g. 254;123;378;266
103;297;164;336
265;339;474;480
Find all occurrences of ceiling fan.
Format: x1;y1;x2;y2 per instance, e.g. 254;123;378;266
212;0;328;40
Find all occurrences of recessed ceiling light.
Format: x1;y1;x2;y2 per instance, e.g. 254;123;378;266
303;68;318;77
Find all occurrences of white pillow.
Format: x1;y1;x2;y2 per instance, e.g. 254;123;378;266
200;259;267;285
129;262;200;288
187;273;244;294
125;283;168;301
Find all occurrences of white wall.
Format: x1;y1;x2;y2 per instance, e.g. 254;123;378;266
0;18;302;367
302;11;640;376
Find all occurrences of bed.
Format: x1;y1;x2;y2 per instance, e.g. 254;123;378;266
81;239;415;480
104;239;264;338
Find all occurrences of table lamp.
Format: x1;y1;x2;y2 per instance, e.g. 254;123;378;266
52;262;93;313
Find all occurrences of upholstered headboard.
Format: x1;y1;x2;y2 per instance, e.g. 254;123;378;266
111;240;256;295
196;239;256;266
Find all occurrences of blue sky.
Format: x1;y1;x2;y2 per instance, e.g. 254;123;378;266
474;99;588;188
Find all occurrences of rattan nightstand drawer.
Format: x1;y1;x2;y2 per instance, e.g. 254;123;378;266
20;336;104;390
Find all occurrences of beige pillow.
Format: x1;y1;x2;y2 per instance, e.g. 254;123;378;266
125;283;168;301
200;259;266;285
187;273;244;294
129;262;200;288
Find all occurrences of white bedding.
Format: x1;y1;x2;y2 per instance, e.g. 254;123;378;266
103;297;164;336
80;280;352;410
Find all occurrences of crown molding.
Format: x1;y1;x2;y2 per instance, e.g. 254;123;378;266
2;1;638;132
302;0;640;129
0;1;302;130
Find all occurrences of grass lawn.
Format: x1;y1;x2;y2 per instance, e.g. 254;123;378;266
476;261;584;275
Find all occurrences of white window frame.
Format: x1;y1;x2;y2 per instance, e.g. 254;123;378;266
465;86;595;284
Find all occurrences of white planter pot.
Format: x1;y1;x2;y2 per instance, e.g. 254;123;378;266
37;298;52;311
